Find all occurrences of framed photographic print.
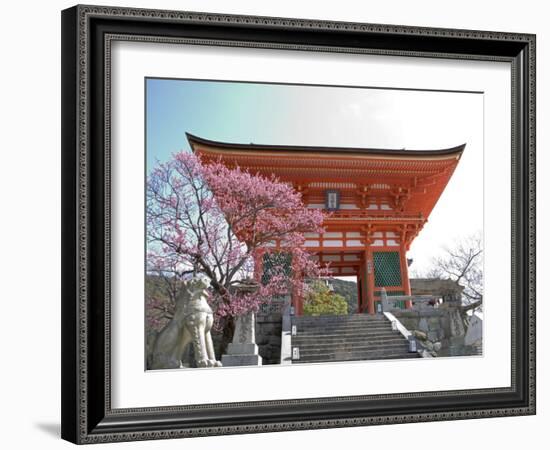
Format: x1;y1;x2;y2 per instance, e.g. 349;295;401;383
61;4;536;444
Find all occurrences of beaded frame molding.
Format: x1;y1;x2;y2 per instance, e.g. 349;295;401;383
61;4;536;444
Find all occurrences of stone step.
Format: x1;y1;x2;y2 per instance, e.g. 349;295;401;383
293;331;403;342
296;323;391;333
296;321;392;329
293;352;420;364
296;330;394;336
288;313;416;365
297;347;412;358
292;313;385;320
292;314;387;324
297;349;412;360
293;336;401;345
294;329;399;336
297;342;409;356
294;337;408;348
292;319;387;326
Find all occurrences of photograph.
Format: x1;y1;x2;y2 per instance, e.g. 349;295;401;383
144;78;484;370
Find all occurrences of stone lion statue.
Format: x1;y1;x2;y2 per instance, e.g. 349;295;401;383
150;277;222;369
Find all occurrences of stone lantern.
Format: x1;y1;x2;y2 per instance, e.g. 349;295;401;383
221;279;263;367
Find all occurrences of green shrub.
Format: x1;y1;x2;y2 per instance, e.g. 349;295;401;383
303;280;348;316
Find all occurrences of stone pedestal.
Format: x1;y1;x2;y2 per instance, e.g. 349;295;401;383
222;312;263;366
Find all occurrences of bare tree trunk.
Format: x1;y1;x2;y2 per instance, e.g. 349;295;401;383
219;316;235;357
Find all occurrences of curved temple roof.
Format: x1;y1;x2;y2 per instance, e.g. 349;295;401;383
186;133;465;159
187;133;465;234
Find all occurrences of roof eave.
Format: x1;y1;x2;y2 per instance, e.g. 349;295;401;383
186;132;465;159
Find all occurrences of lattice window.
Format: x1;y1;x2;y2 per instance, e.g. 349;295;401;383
262;252;292;285
373;251;402;287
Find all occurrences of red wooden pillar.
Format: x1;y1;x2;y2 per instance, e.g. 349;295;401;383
356;272;362;313
290;250;303;316
359;257;368;313
400;245;412;309
253;248;266;283
364;247;375;315
292;285;303;316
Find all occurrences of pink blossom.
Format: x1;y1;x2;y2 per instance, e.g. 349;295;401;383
146;151;329;323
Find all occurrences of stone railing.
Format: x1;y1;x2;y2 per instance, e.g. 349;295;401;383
379;288;439;312
383;311;433;358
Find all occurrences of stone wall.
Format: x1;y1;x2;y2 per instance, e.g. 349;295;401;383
392;307;481;356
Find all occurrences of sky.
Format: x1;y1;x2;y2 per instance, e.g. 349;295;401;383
146;78;484;274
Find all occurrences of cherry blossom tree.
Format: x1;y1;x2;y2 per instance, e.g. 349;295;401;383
146;152;328;336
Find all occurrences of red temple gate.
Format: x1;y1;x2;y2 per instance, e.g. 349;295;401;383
188;133;464;315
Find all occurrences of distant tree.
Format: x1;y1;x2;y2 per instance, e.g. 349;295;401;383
303;280;348;316
423;232;483;312
329;278;358;313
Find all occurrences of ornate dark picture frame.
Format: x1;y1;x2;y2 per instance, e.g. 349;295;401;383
61;4;536;444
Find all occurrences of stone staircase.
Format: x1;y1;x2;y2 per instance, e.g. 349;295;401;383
290;314;420;364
